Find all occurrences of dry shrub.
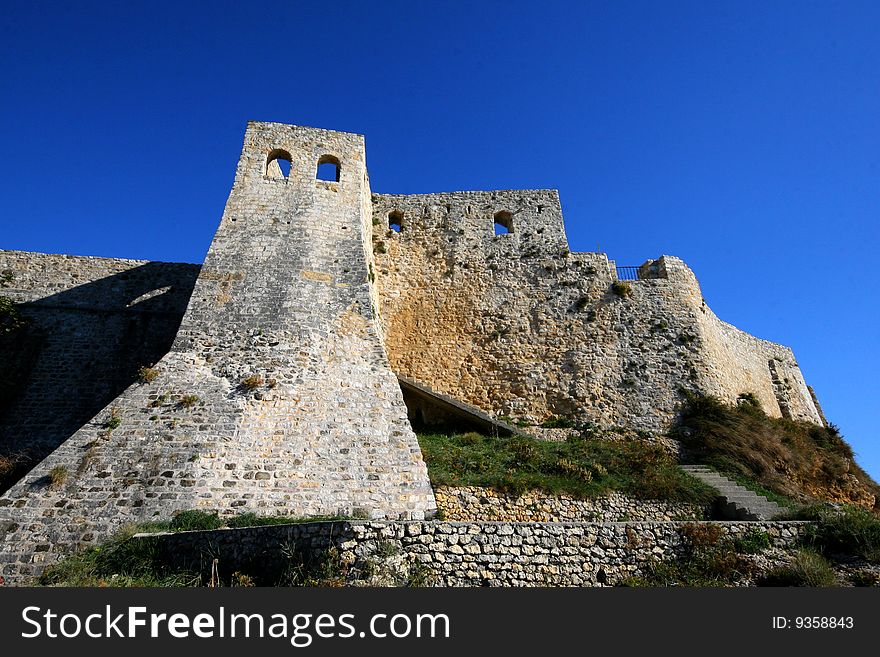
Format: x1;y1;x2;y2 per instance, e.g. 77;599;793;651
681;523;725;551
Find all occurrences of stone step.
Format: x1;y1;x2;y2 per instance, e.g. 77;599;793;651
679;464;784;520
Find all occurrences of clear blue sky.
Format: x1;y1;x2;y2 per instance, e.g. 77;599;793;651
2;1;878;479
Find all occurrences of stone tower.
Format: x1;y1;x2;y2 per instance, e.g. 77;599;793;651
0;122;436;582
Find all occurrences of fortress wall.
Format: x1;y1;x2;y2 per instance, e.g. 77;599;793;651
699;313;822;423
0;251;197;471
371;191;707;429
0;251;197;306
659;256;820;423
644;259;821;423
370;192;820;429
0;123;435;584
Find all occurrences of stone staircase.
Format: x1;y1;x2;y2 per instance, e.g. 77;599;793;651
679;465;784;520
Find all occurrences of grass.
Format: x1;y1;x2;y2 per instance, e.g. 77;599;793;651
157;510;350;533
0;296;27;335
0;455;16;480
795;505;880;563
540;416;576;429
240;375;263;391
673;392;880;509
103;408;122;431
39;528;202;587
178;394;199;409
610;281;632;298
416;431;716;504
0;451;34;490
48;465;68;489
760;550;837;587
42;536;425;588
732;529;773;554
137;366;159;383
277;546;349;587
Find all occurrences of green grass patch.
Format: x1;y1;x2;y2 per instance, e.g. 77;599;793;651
540;416;576;429
38;528;353;588
40;512;364;587
40;515;418;588
417;431;716;504
39;528;202;587
226;513;347;529
732;529;773;554
168;510;224;531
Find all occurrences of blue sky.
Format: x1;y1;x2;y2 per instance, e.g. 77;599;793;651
1;1;878;479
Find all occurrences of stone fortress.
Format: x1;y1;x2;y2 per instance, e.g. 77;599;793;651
0;122;825;584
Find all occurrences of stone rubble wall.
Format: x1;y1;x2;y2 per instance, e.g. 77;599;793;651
434;486;708;522
370;192;822;430
140;519;809;587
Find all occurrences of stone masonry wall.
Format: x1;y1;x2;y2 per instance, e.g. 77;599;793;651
140;519;809;587
0;122;435;584
0;251;199;479
434;486;708;523
370;192;822;430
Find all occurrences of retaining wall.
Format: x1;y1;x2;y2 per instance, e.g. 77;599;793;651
138;519;809;587
434;487;709;523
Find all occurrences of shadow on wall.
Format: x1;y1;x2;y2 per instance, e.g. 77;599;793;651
0;262;199;493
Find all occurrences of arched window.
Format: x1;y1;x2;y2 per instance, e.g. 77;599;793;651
388;210;403;233
266;149;292;179
316;154;341;182
494;210;513;235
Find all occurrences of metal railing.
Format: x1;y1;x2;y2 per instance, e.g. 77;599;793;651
615;266;641;281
